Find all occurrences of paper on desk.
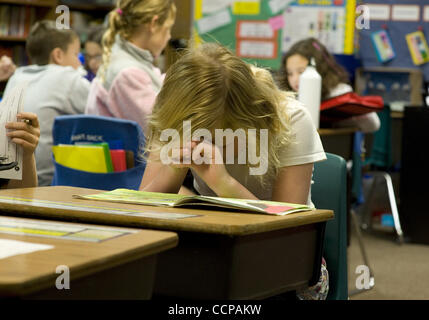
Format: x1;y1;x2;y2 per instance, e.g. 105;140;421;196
0;82;27;180
0;238;53;260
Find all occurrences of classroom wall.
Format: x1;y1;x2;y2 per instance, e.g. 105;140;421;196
358;0;429;81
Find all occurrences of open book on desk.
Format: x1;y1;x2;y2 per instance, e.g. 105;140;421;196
73;189;312;216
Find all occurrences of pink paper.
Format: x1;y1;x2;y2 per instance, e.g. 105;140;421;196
268;15;284;31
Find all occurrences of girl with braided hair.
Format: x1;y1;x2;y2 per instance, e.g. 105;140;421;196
85;0;176;131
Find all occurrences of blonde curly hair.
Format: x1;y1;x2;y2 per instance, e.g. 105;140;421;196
145;43;294;182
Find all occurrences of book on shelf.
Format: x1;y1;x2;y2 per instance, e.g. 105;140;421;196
0;5;36;38
73;188;313;216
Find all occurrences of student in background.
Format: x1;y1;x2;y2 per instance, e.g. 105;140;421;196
1;112;40;189
139;43;328;299
4;21;90;186
280;38;380;133
84;26;105;82
85;0;176;131
0;55;16;82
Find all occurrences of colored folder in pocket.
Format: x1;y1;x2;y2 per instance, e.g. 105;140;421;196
52;144;114;173
110;149;127;172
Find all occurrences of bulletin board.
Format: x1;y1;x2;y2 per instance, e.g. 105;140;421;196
193;0;356;70
358;0;429;81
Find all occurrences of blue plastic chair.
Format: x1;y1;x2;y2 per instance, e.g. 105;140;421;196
51;115;146;190
312;153;348;300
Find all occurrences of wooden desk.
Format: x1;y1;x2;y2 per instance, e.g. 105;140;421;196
318;127;358;137
0;216;177;299
0;186;333;300
318;127;358;162
390;111;404;119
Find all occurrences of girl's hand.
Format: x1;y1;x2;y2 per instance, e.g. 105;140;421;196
5;112;40;155
170;140;232;194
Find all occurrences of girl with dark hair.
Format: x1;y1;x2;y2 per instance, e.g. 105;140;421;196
279;38;380;133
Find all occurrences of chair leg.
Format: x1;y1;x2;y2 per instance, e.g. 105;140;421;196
348;208;375;297
359;175;378;231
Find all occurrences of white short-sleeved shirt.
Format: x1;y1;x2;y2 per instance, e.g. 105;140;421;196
193;97;327;207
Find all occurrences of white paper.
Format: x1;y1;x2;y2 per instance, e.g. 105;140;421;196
423;6;429;22
366;4;391;21
0;239;53;260
202;0;233;14
391;5;420;21
269;0;293;15
239;41;275;58
0;82;27;180
238;21;274;39
196;8;232;34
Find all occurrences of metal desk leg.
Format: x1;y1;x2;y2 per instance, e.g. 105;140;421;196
359;172;404;244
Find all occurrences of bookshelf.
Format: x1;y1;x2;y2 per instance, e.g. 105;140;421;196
0;0;55;7
0;0;58;95
0;36;27;42
0;0;58;67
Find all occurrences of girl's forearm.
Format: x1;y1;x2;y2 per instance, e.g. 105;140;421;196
211;175;258;200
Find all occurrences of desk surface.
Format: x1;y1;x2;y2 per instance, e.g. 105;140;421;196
0;216;177;297
0;186;333;236
318;127;358;136
391;111;404;119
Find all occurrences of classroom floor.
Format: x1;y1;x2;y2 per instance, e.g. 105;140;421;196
347;223;429;300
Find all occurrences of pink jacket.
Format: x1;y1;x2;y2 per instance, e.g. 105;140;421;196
85;35;164;131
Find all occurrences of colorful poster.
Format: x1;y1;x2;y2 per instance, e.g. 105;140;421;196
406;31;429;66
281;0;355;55
282;6;345;54
371;30;396;63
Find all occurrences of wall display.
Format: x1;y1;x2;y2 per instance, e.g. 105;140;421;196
358;0;429;81
371;29;396;63
193;0;355;70
282;0;356;55
405;30;429;66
